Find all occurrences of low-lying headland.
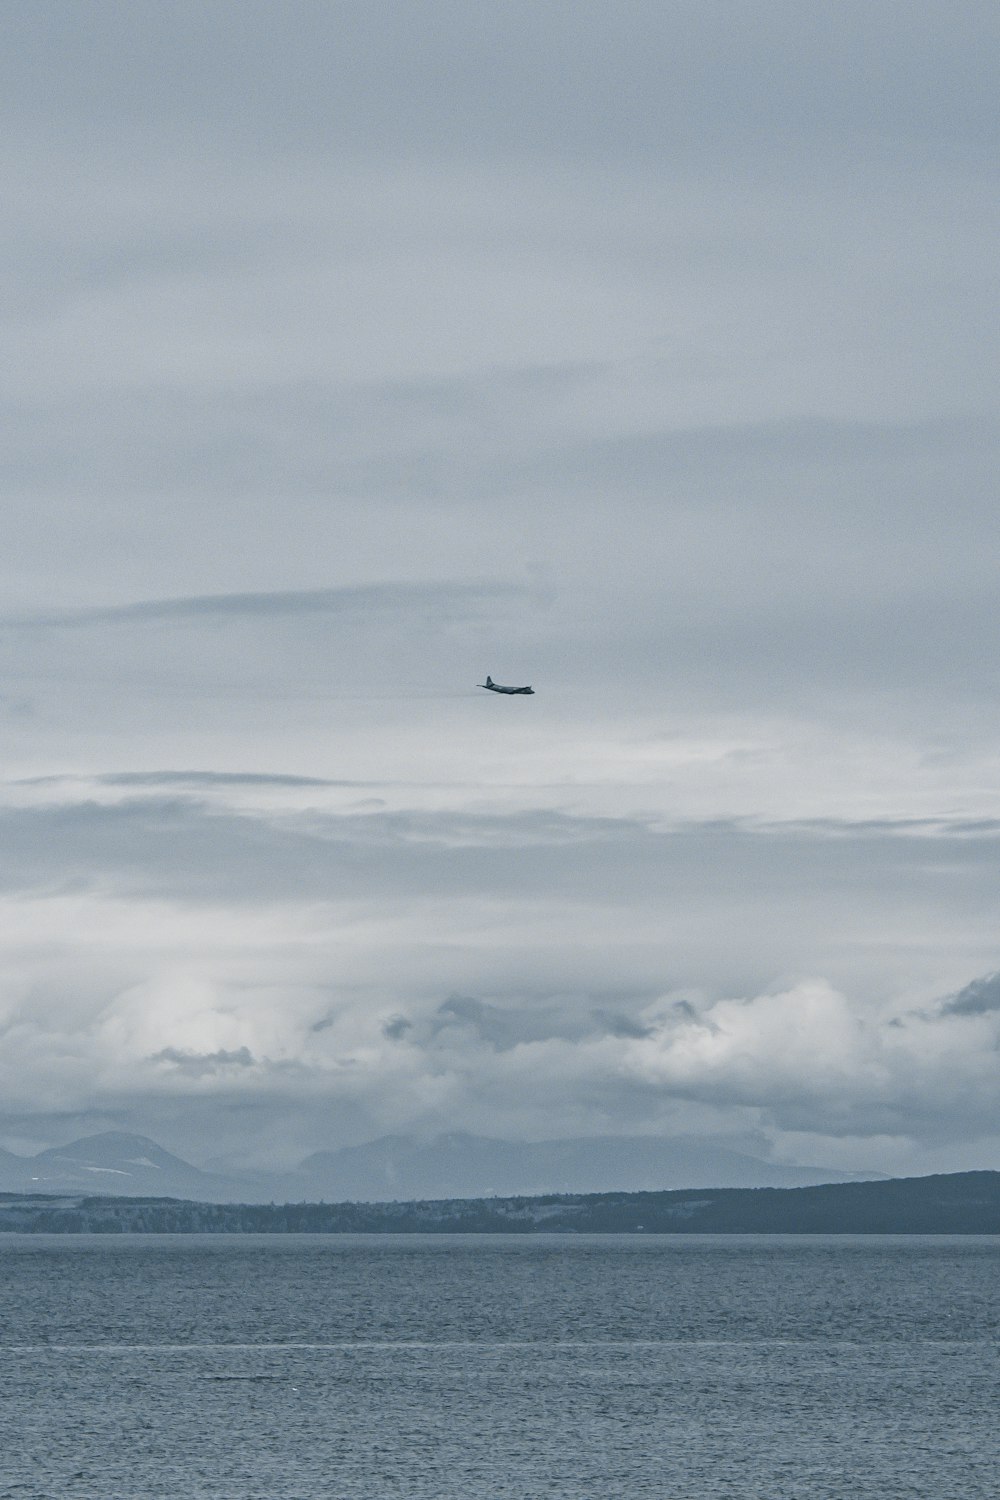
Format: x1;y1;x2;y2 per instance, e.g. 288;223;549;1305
1;1170;998;1234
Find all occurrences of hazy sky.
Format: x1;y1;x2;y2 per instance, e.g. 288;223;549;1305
2;1;999;1175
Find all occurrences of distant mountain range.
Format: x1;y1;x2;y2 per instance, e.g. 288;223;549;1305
295;1132;881;1199
0;1130;881;1203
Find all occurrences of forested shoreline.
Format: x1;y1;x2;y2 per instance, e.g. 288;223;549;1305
1;1170;999;1234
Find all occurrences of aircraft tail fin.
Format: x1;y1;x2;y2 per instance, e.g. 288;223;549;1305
485;675;493;686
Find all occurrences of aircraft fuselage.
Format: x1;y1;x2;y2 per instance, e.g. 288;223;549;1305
479;677;534;695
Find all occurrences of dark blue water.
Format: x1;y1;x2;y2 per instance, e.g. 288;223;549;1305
1;1234;998;1498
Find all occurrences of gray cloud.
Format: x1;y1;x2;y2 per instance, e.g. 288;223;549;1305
5;792;1000;916
593;1011;657;1040
421;994;599;1052
97;770;342;789
941;973;1000;1018
20;771;344;790
5;581;535;631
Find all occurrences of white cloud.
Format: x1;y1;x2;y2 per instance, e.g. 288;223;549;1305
621;980;1000;1139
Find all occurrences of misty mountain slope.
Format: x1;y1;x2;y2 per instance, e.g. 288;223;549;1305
295;1133;879;1202
0;1148;30;1190
8;1132;238;1200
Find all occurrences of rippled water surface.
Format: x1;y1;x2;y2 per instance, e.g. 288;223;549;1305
1;1233;998;1498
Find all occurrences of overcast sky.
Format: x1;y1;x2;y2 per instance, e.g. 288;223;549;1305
2;1;999;1176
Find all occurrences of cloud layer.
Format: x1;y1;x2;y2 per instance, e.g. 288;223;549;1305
1;778;998;1172
2;4;998;1174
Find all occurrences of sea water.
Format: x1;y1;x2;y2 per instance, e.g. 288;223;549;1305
1;1233;998;1498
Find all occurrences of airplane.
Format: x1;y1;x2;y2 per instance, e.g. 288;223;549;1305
478;675;534;695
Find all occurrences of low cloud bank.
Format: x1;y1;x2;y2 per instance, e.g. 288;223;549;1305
0;781;997;1174
1;960;997;1175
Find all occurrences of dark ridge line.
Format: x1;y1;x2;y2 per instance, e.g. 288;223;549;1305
1;1171;998;1235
